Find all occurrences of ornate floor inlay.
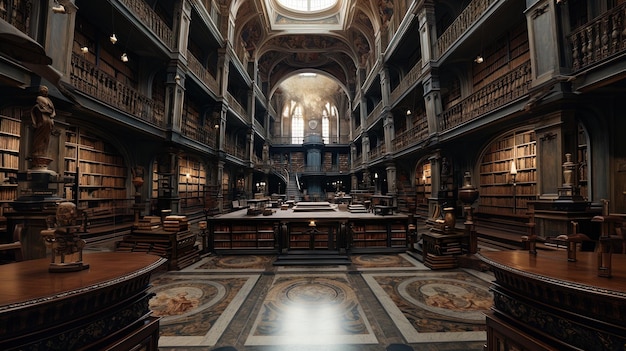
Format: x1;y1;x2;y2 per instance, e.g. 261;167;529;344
186;255;275;272
149;273;259;347
363;271;493;343
245;274;377;346
352;253;428;271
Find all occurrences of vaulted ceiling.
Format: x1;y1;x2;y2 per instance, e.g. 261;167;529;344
231;0;394;103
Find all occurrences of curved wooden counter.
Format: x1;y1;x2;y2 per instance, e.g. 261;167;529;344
479;250;626;351
0;252;166;350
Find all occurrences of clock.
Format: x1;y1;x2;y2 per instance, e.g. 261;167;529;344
308;119;318;130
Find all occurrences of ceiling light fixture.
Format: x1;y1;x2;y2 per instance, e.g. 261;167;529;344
121;53;128;62
474;55;484;64
110;33;118;44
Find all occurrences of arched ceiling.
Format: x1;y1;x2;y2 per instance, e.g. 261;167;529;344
230;0;392;104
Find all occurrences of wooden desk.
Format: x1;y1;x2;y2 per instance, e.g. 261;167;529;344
479;250;626;351
0;252;165;350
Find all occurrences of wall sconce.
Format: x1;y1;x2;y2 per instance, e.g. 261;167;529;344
80;46;89;54
110;34;118;44
308;220;316;227
510;160;517;183
406;109;411;116
121;53;128;62
474;55;484;64
52;1;66;14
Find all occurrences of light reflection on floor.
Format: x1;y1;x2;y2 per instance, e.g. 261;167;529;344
151;254;493;350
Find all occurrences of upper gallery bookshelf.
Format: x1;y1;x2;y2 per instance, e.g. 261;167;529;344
415;160;431;217
479;130;537;215
178;156;207;213
64;128;129;215
0;116;20;204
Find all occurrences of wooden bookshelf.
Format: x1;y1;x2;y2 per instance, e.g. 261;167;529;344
577;124;589;200
479;130;537;215
0;116;19;204
178;156;207;213
288;222;336;250
211;221;277;250
350;219;407;250
64;128;130;215
415;160;431;218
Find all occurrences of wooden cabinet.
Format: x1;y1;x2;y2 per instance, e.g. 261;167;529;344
289;221;338;249
0;116;19;205
64;128;129;215
479;130;537;215
117;229;199;270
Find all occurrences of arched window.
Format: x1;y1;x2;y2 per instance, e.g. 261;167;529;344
291;105;304;144
322;110;329;144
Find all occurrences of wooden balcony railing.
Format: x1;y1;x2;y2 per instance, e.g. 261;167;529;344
389;59;423;104
439;60;532;132
437;0;497;57
225;92;249;121
70;53;166;127
223;140;247;160
181;121;217;148
119;0;174;49
393;112;429;151
353;154;362;167
570;2;626;72
366;101;384;128
187;51;219;93
368;143;386;160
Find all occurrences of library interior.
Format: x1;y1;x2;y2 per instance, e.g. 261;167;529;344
1;0;626;350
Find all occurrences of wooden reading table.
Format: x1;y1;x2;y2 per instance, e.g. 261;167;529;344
479;250;626;351
0;252;166;350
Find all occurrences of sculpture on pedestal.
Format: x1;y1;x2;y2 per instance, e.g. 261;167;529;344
40;202;89;272
30;85;56;169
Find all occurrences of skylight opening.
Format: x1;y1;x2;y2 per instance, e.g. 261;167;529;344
277;0;337;13
300;73;317;77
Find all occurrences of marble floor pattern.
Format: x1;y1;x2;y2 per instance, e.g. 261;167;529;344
149;253;494;351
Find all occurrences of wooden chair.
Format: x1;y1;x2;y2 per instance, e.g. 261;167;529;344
0;224;24;262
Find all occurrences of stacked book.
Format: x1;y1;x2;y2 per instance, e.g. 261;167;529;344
135;216;162;230
163;215;189;232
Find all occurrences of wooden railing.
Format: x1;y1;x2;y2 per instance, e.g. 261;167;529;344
181;120;217;148
570;2;626;72
223;139;247;160
368;143;386;160
119;0;174;49
437;0;497;57
393;112;429;151
439;60;532;132
389;59;423;104
366;101;383;128
187;51;219;93
70;53;166;127
225;92;249;121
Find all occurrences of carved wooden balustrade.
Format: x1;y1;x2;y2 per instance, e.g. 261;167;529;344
70;53;166;127
119;0;174;49
0;0;30;33
366;101;383;129
368;143;386;160
223;137;248;160
570;2;626;72
393;112;428;151
353;154;362;168
439;60;532;132
437;0;497;57
225;92;249;121
181;119;217;148
187;51;219;94
389;59;422;105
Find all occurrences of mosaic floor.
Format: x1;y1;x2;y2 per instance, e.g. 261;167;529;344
149;253;494;351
